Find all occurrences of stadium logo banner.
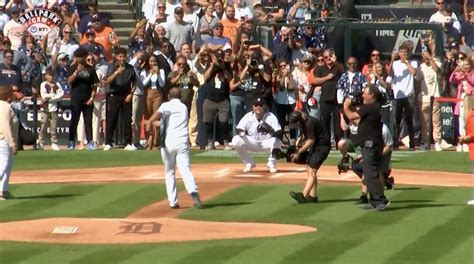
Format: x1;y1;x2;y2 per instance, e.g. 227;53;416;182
17;8;62;43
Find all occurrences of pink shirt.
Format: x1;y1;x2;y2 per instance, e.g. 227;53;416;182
449;70;474;115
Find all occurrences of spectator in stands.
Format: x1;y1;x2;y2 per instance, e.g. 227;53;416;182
168;54;199;110
3;7;26;51
273;26;301;64
167;7;197;54
415;48;444;151
5;0;28;13
390;45;418;150
140;54;166;150
221;5;241;48
311;48;344;146
77;1;111;38
370;61;394;134
82;14;119;63
199;3;219;45
67;48;99;150
51;24;79;65
292;54;315;115
193;46;212;148
336;56;367;109
232;0;253;21
154;40;174;77
259;0;288;21
464;0;473;20
59;1;79;31
429;1;461;49
91;53;108;147
461;7;474;52
18;34;43;96
163;0;181;16
104;48;137;151
182;0;204;35
79;29;106;63
299;24;324;57
213;0;225;20
38;67;63;151
129;19;149;60
0;6;10;32
205;23;231;51
361;49;387;78
274;58;297;145
202;51;232;150
147;1;169;28
0;49;21;87
451;57;474;152
287;0;312;22
51;53;70;96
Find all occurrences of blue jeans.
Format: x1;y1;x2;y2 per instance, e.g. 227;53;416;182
229;95;246;137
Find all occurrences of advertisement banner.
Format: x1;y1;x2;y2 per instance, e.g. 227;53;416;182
16;8;62;44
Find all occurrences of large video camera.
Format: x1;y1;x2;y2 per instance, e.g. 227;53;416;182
346;89;363;106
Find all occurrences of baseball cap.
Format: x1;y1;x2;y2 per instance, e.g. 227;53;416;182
59;0;69;6
91;14;101;22
253;1;262;7
223;43;232;51
302;54;313;62
213;22;224;29
253;97;265;106
85;29;96;36
58;52;69;60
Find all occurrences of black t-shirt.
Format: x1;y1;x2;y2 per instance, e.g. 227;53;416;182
314;64;340;102
261;1;287;15
0;63;22;87
68;65;99;103
205;74;229;103
107;63;136;96
357;102;383;147
303;116;331;147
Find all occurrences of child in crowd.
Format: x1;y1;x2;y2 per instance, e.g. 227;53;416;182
38;68;64;151
0;85;17;200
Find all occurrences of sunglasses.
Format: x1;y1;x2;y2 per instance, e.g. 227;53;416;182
317;59;324;62
253;103;264;107
279;64;287;68
371;53;380;57
303;60;311;64
436;2;444;5
87;58;94;62
214;27;223;30
176;62;185;66
63;31;72;34
158;6;165;9
347;62;356;65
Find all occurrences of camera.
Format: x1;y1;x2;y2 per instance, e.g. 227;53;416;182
250;59;258;68
346;89;363;106
337;155;355;174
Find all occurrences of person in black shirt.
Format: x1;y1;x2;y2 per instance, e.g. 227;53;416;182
0;50;22;87
343;84;390;211
67;48;99;150
311;48;344;146
104;48;137;151
288;110;331;203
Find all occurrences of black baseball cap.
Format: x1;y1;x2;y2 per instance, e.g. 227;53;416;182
253;97;265;105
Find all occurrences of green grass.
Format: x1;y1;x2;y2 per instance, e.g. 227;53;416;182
0;183;167;222
0;183;473;263
13;149;472;173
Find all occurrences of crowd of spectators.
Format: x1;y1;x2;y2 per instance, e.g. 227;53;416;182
0;0;473;153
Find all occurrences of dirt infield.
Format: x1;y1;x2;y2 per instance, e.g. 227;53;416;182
1;164;472;244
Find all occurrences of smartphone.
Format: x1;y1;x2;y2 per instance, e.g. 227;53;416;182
422;46;427;52
244;40;253;46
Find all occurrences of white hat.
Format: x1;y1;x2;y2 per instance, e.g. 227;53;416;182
223;43;232;51
57;52;69;60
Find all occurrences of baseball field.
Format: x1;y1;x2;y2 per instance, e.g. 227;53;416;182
0;150;473;263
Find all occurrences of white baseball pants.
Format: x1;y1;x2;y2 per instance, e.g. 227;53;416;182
231;135;283;167
0;139;13;193
160;143;198;207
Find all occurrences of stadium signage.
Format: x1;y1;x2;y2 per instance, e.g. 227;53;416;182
16;8;62;42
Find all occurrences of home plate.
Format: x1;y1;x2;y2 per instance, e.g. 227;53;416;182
52;226;79;234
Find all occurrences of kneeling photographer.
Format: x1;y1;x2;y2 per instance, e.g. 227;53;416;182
288;110;331;204
343;84;390;211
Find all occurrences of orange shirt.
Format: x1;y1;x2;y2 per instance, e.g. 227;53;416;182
466;109;474;161
221;18;240;48
80;27;119;62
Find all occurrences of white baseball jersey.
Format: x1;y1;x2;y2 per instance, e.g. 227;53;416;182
236;111;282;142
158;98;189;148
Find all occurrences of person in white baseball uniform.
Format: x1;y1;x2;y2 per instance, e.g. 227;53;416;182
0;86;17;200
146;87;202;209
231;97;283;173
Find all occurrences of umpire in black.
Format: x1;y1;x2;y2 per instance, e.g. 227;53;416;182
343;84;390;211
104;48;137;150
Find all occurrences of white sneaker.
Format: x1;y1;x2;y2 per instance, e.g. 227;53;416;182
51;143;60;151
36;142;44;150
214;141;221;147
467;200;474;205
401;136;410;148
268;164;278;173
434;143;442;152
242;163;255;173
463;144;469;152
440;140;453;149
103;144;112;151
124;144;137;151
456;145;463;152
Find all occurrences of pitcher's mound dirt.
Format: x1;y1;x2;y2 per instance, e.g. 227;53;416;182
0;217;316;244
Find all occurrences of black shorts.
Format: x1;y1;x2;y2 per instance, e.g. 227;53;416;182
307;145;331;169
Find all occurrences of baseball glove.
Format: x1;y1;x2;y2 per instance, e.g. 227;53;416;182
257;122;274;134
